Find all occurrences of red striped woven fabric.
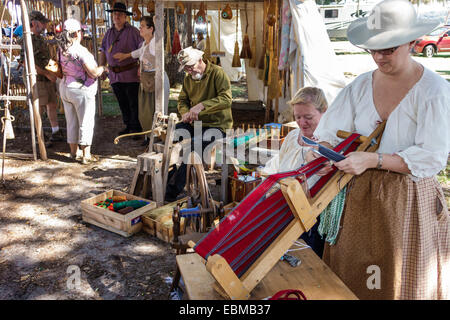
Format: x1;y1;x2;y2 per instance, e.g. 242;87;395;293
195;134;361;277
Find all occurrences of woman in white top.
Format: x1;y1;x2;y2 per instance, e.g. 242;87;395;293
262;87;327;176
308;0;450;300
113;16;170;137
261;87;328;257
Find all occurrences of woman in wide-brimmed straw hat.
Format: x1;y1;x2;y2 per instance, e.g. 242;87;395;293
307;0;450;300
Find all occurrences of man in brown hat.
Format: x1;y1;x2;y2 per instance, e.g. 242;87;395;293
99;2;143;136
20;11;63;146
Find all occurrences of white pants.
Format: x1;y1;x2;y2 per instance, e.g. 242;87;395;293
59;81;97;146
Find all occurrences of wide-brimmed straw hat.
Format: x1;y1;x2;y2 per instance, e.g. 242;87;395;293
106;2;133;16
177;46;204;72
347;0;440;50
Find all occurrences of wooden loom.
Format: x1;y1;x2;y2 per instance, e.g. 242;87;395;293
192;122;386;299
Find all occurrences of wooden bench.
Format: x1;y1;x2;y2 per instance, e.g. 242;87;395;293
176;240;358;300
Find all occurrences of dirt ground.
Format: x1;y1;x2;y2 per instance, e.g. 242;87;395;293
0;105;267;300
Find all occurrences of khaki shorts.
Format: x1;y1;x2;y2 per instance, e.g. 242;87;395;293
37;80;57;106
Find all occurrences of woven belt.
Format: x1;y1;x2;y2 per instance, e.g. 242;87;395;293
110;62;139;73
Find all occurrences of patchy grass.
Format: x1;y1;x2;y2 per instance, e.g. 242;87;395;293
437;166;449;186
436;70;450;78
100;93;120;116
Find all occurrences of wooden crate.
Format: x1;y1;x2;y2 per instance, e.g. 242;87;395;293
81;190;157;237
228;176;262;202
141;197;188;243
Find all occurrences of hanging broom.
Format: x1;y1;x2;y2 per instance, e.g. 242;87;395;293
249;3;257;68
267;0;280;101
258;0;269;77
240;3;252;59
165;8;172;55
172;12;182;56
204;5;211;61
232;4;241;68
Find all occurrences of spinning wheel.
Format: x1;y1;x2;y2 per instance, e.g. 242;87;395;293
186;152;216;232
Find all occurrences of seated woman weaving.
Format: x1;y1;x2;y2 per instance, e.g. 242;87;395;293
260;87;328;258
307;0;450;300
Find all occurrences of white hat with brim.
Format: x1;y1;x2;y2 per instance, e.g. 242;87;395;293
177;47;204;72
347;0;440;50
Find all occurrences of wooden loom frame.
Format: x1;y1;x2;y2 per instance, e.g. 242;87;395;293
199;122;386;300
129;112;180;206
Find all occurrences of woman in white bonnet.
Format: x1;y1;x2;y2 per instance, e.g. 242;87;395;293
308;0;450;299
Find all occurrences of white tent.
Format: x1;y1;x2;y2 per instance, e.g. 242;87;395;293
208;0;347;123
286;0;347;109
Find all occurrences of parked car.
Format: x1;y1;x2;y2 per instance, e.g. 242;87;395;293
413;25;450;57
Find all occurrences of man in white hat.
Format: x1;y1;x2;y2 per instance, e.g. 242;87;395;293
307;0;450;300
164;46;233;202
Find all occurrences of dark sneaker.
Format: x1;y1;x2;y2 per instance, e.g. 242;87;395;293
49;130;64;142
129;129;142;140
141;138;149;146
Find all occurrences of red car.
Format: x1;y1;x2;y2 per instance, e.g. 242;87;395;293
413;25;450;57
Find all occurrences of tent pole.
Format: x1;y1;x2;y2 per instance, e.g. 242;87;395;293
23;46;38;161
20;0;47;160
90;0;102;116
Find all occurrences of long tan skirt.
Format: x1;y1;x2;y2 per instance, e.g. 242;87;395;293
138;84;155;132
323;169;450;300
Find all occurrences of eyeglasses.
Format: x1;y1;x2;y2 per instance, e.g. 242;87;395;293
364;46;399;55
183;64;196;72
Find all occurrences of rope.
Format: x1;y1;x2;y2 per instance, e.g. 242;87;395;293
318;186;347;245
287;240;311;252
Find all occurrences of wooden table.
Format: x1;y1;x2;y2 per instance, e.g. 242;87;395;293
176;241;358;300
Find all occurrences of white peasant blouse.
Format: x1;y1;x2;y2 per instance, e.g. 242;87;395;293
131;38;155;72
314;67;450;178
262;129;309;175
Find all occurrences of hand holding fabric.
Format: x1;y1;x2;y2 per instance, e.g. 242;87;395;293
334;151;378;175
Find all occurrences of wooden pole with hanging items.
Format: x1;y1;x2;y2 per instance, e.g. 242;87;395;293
249;2;257;68
240;2;252;60
20;0;47;160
